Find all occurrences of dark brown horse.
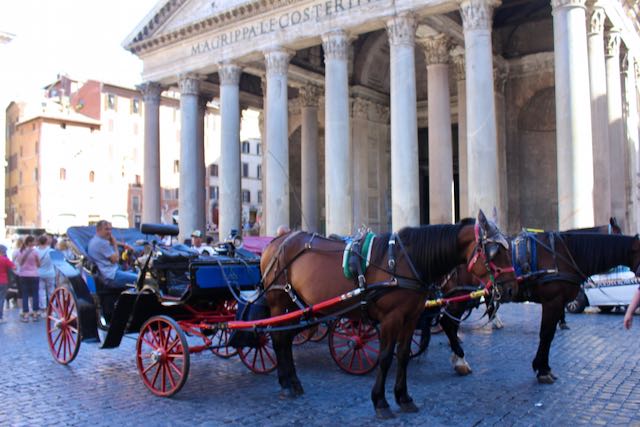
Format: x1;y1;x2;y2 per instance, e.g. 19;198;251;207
259;211;517;418
437;223;638;384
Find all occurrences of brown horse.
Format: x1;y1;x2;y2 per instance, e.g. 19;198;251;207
437;223;638;384
259;210;517;419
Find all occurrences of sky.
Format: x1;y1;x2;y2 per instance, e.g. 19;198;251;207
0;0;160;106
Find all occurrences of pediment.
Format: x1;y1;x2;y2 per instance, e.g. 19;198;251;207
123;0;253;48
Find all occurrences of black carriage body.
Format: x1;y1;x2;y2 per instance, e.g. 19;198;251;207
54;226;262;349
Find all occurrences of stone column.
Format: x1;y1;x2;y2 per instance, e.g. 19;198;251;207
218;63;242;239
622;55;639;232
460;0;500;219
551;0;594;229
299;85;320;232
259;78;267;236
451;47;468;218
606;29;626;223
421;34;454;224
138;82;162;224
178;74;203;241
386;13;420;230
322;30;353;235
587;3;611;224
264;48;292;236
196;95;208;234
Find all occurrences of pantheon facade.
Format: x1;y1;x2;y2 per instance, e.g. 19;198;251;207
124;0;640;239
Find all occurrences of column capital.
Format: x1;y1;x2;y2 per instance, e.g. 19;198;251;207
218;62;242;86
419;34;450;65
605;29;621;58
460;0;500;32
371;102;390;123
385;13;417;47
551;0;586;10
299;85;321;107
322;30;350;61
137;82;163;103
587;4;605;35
264;48;293;78
178;73;203;96
450;45;466;81
352;97;370;119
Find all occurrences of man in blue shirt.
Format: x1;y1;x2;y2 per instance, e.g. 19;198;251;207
88;220;138;289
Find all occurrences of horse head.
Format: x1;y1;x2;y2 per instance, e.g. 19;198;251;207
465;210;518;302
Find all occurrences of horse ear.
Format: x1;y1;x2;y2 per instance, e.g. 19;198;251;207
477;209;488;228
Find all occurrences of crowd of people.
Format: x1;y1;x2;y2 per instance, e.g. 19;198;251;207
1;234;77;323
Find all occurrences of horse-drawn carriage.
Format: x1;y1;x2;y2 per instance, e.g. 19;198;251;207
47;212;516;418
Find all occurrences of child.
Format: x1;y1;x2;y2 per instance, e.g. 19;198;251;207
623;286;640;329
0;245;16;323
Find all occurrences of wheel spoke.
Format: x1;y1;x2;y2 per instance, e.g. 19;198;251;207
337;347;353;362
165;361;177;389
168;359;183;379
142;360;159;375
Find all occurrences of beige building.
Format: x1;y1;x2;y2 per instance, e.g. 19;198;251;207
5;75;262;234
124;0;640;237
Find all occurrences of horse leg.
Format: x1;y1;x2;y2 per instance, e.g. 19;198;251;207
286;329;304;396
393;322;419;413
272;330;299;398
371;318;397;419
441;308;472;376
532;298;564;384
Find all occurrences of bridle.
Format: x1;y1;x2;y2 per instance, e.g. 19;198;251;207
466;222;515;301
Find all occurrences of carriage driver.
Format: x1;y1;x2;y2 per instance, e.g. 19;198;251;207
88;220;138;289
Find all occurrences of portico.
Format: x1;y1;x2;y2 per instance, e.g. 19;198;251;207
126;0;640;237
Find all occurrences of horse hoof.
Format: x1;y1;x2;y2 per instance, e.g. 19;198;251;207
549;371;558;380
537;374;555;384
559;323;570;330
375;407;395;420
399;401;419;413
292;384;305;397
279;388;298;399
454;365;472;376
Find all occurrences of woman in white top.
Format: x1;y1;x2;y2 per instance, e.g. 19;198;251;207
35;235;55;311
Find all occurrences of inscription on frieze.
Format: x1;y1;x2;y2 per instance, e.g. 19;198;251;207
191;0;384;56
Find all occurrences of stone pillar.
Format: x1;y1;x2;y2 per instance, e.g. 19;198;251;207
218;63;243;239
259;78;267;236
138;82;162;224
196;95;208;234
178;74;204;241
420;34;454;224
322;30;353;235
587;3;611;224
451;47;468;218
622;55;639;232
264;48;292;236
351;97;370;229
551;0;594;229
386;13;420;230
606;29;625;224
460;0;500;219
299;85;320;232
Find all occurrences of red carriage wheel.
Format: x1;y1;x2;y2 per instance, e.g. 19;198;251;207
136;315;190;397
46;286;81;365
238;333;277;374
292;329;311;346
308;322;329;342
210;328;238;358
329;319;380;375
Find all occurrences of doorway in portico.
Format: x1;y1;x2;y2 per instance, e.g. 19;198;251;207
418;126;460;225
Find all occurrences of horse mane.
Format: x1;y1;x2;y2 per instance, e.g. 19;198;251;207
557;232;638;276
373;221;471;283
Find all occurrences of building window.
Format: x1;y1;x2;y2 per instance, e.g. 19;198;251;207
209;164;218;177
19;171;23;185
257;164;262;179
134;215;142;229
173;160;179;173
132;98;140;114
132;196;140;213
89;171;95;182
34;168;38;181
175;188;179;199
257;190;262;204
242;140;251;154
242;189;251;203
107;93;116;110
242;162;249;178
164;189;172;200
59;168;66;181
210;185;219;200
256;143;262;155
32;123;35;131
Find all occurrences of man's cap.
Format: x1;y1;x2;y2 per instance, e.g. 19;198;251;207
191;230;202;238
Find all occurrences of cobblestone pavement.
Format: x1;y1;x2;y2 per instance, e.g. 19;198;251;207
1;302;639;426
